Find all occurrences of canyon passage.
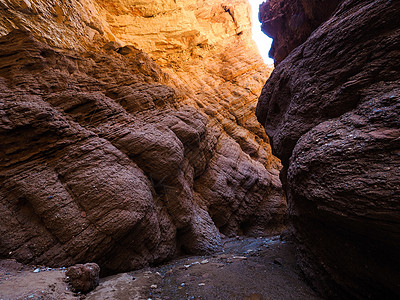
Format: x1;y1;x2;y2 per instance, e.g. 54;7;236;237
1;0;399;299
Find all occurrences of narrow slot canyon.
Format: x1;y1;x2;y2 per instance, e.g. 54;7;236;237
0;0;399;299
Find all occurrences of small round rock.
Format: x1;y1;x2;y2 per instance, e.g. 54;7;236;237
65;263;100;293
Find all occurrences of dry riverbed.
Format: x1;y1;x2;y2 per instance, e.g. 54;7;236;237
0;236;320;300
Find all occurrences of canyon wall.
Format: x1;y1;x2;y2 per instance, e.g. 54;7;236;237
257;0;400;298
0;0;286;274
259;0;342;65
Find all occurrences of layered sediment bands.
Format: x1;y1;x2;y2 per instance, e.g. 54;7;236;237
0;0;286;274
259;0;342;65
0;0;113;50
94;0;278;169
257;0;400;298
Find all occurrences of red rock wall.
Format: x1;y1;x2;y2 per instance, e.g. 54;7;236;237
0;1;286;274
257;0;400;298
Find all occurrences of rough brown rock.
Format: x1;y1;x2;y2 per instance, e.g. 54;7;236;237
256;0;400;298
0;30;187;274
0;0;286;275
66;263;100;293
0;0;277;173
259;0;342;65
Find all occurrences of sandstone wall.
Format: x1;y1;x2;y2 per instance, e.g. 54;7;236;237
0;0;286;273
256;0;400;298
93;0;279;171
0;0;112;50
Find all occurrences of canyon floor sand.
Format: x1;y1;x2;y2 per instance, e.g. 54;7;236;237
1;236;320;300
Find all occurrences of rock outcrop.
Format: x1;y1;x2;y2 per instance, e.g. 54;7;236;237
0;0;286;274
257;0;400;298
259;0;342;65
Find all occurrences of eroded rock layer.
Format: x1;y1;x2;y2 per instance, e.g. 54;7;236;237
257;0;400;298
0;0;286;273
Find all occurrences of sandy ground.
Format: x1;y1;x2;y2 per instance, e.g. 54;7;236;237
1;236;321;300
0;259;76;300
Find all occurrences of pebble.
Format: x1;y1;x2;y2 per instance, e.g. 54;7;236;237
200;260;209;264
33;268;40;273
198;283;205;286
232;256;247;260
165;270;173;276
151;284;158;289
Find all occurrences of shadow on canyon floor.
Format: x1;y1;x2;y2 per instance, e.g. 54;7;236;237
0;236;320;300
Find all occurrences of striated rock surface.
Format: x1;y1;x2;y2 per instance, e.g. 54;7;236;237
257;0;400;298
0;0;286;274
94;0;279;170
93;0;286;235
259;0;342;65
0;0;113;50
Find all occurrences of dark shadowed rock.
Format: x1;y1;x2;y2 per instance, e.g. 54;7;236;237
259;0;342;65
102;41;122;51
66;263;100;293
257;0;400;298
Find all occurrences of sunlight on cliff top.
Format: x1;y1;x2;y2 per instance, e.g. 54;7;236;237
248;0;274;65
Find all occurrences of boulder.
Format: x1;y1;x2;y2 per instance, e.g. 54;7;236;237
66;263;100;293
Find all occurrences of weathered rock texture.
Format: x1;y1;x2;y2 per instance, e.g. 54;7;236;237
0;0;286;274
66;263;100;293
257;0;400;298
259;0;342;65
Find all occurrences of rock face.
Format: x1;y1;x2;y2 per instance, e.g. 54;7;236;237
259;0;342;65
257;0;400;298
0;0;286;274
